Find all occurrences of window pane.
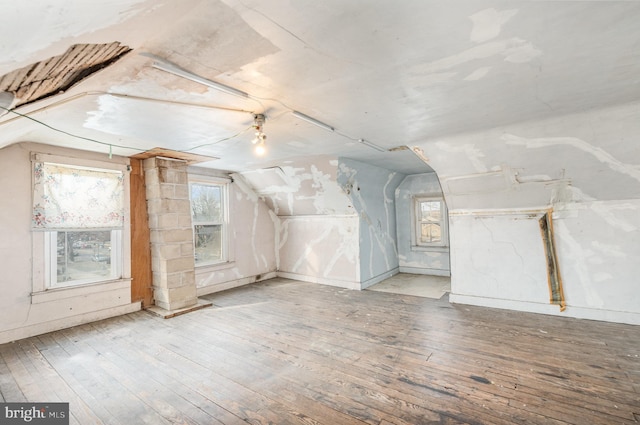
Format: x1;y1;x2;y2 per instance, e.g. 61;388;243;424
56;230;113;283
191;184;222;222
194;225;222;264
420;201;441;222
420;223;441;244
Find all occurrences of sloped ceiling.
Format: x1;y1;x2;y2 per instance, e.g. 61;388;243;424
0;0;638;175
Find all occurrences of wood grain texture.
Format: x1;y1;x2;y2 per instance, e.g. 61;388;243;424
129;159;154;307
0;278;638;424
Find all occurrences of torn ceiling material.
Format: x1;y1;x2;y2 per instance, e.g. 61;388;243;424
0;42;130;107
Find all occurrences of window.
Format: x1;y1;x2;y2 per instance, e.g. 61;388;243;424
33;160;125;288
190;181;228;265
413;197;448;247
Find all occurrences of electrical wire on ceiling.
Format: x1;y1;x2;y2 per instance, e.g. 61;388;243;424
0;96;256;158
146;54;388;153
0;53;389;159
0;103;145;156
179;125;253;153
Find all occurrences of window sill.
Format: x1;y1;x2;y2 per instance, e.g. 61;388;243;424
31;278;131;305
411;245;449;253
195;261;236;273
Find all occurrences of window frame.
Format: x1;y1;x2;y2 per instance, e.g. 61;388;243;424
44;229;123;289
412;196;449;249
31;152;131;292
188;177;230;267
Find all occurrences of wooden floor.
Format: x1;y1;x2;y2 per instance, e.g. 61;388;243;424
1;278;639;425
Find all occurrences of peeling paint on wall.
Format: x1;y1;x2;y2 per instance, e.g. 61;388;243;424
464;66;492;81
278;216;360;287
338;158;404;284
503;134;640;184
435;142;487;173
241;158;354;216
469;8;518;44
409;37;541;78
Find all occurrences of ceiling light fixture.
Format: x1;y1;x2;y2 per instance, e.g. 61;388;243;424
149;57;249;99
292;111;334;132
252;113;267;155
358;138;386;152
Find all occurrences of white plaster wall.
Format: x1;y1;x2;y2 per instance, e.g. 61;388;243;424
277;215;360;289
395;173;450;276
194;171;277;296
0;143;139;344
449;212;549;303
337;158;404;287
553;200;640;321
420;101;640;324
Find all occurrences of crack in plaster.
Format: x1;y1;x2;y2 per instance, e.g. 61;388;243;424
478;218;525;273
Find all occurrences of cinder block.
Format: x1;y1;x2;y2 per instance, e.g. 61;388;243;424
156;158;185;169
159;168;188;185
145;182;161;200
161;228;193;243
158;243;181;259
174;184;190;200
158;213;179;229
178;213;193;228
162;256;195;274
181;242;195;257
147;213;159;229
160;183;176;199
142;157;158;170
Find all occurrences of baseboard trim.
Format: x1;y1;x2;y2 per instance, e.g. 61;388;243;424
196;272;277;297
449;293;640;325
360;267;399;290
0;302;141;345
399;266;450;277
276;272;360;290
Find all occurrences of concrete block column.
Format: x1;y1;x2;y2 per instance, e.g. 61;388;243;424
143;157;197;311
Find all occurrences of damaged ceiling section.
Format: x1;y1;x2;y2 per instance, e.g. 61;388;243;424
0;42;130;108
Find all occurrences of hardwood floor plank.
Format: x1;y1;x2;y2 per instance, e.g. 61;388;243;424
0;346;27;402
0;278;638;425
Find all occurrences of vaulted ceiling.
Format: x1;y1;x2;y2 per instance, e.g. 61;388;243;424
0;0;638;175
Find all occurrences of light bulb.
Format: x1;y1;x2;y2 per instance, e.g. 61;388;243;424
254;142;266;156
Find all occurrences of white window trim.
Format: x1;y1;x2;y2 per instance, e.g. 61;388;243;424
31;152;131;293
188;175;232;268
411;196;449;249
